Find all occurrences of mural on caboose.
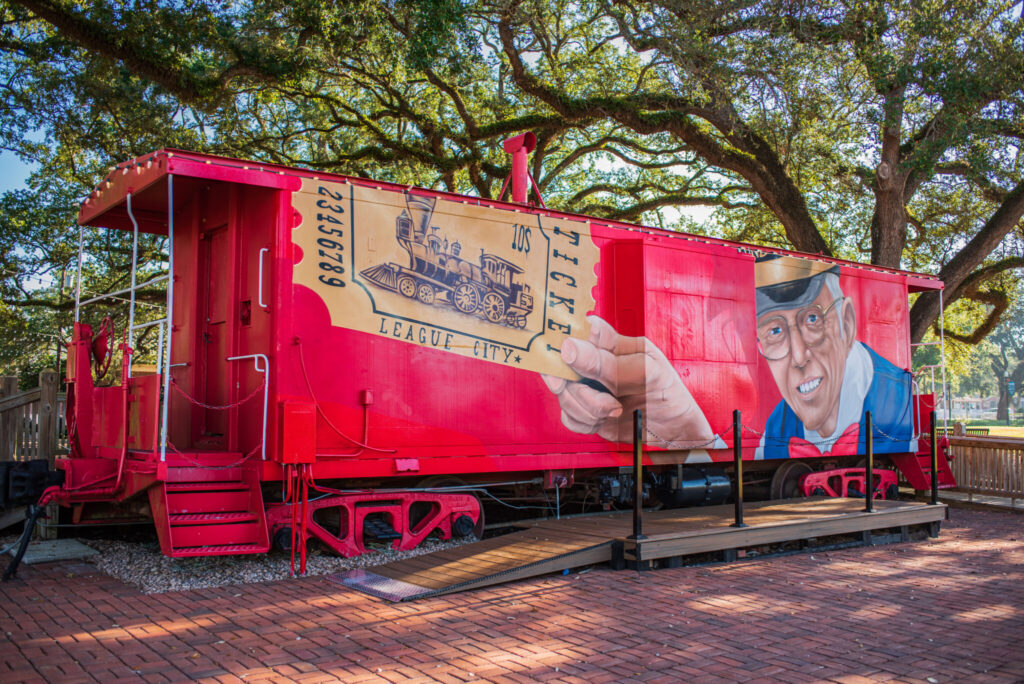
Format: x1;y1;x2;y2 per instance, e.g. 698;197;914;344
293;177;914;457
291;179;599;380
542;254;916;457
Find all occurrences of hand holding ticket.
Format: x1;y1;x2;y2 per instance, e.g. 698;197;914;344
542;316;715;447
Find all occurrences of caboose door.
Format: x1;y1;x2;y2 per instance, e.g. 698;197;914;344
198;224;231;444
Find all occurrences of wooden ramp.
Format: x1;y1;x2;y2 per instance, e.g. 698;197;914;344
329;498;947;601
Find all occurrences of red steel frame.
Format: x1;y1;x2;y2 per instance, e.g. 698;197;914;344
800;468;900;500
50;148;949;560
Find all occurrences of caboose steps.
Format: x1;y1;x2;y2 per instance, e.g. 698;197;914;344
167;512;261;525
891;450;957;491
148;459;270;557
170;543;269;557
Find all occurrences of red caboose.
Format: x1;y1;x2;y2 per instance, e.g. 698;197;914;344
48;142;955;564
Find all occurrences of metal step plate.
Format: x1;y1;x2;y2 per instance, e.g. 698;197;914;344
326;569;434;602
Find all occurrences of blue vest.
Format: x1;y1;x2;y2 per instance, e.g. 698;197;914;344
760;345;913;460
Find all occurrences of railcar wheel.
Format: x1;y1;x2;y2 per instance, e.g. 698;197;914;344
769;460;815;499
453;283;480;313
855;455;898;499
273;526;293;552
482;293;505;323
413;475;485;539
398;276;417;298
855;455;895;471
514;313;527;329
416;283;435;305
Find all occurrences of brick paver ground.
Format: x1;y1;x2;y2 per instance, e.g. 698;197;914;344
2;507;1022;683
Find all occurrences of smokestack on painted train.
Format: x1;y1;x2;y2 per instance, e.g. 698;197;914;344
406;194;436;239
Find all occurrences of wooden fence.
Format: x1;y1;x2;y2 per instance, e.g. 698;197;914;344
938;426;990;436
0;372;67;464
946;436;1024;503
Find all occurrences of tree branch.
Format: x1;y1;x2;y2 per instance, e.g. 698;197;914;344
911;178;1024;341
497;7;832;256
937;289;1008;345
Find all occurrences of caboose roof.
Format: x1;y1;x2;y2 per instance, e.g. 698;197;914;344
79;148;942;292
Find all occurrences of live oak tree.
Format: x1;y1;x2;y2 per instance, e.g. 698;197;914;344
0;0;488;373
0;0;707;374
975;290;1024;420
1;0;1023;376
495;0;1024;343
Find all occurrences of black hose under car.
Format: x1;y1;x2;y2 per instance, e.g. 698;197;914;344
2;504;46;581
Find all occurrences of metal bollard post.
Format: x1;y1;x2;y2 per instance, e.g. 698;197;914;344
930;409;939;505
865;411;874;513
629;409;646;540
732;410;747;528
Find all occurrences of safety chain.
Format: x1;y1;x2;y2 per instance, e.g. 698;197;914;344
170;378;265;411
164;440;262;469
741;419;917;446
645;419;919;450
644;422;733;450
873;424;922;443
743;421;918;447
747;423;846;448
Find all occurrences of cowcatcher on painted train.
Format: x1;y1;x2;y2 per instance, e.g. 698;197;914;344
34;134;955;568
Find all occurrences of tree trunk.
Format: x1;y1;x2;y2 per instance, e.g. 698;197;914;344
992;357;1009;421
997;384;1009;420
870;186;908;270
909;291;940;344
870;111;908;270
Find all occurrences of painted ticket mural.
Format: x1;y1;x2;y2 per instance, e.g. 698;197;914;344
292;179;598;379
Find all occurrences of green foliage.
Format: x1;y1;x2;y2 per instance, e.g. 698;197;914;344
1;0;1023;380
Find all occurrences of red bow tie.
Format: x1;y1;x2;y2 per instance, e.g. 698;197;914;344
787;422;860;459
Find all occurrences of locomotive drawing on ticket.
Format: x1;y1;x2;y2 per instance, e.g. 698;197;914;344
359;194;535;330
291;179;599;380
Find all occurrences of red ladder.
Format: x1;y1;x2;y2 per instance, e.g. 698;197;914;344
148;458;269;557
890;438;957;491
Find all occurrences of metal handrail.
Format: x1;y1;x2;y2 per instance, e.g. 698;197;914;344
127;193;140;351
258;247;269;309
226;354;269;460
70;177;176;462
130;318;167;332
76;274;169;308
159;175;175;462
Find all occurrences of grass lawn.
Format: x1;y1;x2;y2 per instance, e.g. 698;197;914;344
975;426;1024;439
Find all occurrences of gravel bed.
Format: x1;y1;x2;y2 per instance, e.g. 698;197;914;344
82;536;477;594
3;530;474;594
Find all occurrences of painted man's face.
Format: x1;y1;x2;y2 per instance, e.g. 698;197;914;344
757;286;855;437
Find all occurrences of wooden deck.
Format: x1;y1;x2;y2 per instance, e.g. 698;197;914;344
620;497;946;567
329;498;947;601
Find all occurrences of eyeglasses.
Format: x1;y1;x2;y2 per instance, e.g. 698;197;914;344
757;297;845;361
